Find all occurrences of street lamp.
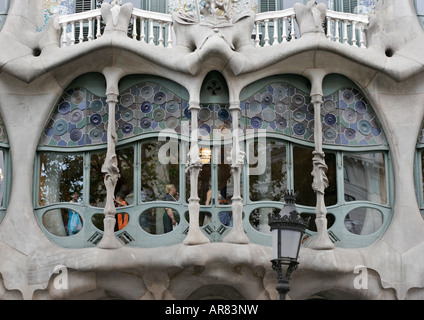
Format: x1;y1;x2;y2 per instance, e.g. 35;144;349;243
268;191;309;300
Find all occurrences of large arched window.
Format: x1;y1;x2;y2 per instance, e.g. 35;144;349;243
35;73;391;249
35;73;191;248
240;74;392;249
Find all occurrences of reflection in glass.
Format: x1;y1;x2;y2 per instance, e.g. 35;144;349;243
186;145;239;206
139;207;180;234
116;212;129;230
249;207;280;234
140;140;179;202
344;207;383;235
39;153;84;206
197;160;211;205
91;212;129;231
42;208;83;237
344;153;386;204
90;147;134;208
249;139;287;201
293;146;337;206
218;145;241;206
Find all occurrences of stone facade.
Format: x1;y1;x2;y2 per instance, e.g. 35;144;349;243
0;0;423;300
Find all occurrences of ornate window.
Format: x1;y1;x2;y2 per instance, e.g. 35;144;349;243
241;74;392;248
36;73;391;249
35;74;190;248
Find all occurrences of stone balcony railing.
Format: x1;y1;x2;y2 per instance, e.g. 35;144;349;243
55;6;369;49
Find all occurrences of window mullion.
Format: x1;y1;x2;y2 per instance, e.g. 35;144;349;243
211;145;218;206
336;151;344;205
83;151;91;207
287;141;294;192
134;142;141;205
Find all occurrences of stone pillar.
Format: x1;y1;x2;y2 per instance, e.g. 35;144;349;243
97;67;124;249
304;69;334;250
223;102;249;244
183;101;210;245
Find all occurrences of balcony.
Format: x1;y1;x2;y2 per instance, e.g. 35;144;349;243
54;6;369;49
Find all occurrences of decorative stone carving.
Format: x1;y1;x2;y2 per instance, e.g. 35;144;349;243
171;0;256;73
294;0;327;36
101;0;133;33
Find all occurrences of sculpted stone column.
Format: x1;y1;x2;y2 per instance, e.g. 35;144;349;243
223;102;249;244
304;69;334;250
98;67;125;249
183;101;210;245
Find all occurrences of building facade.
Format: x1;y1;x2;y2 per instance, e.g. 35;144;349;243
0;0;423;300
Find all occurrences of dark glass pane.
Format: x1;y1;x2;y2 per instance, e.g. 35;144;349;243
140;140;179;202
293;146;337;206
90;147;134;207
139;207;180;234
184;211;212;227
249;139;287;201
39;153;84;206
43;208;83;237
300;212;335;232
218;145;242;205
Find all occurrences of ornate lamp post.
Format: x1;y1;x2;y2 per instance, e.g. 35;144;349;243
268;192;309;300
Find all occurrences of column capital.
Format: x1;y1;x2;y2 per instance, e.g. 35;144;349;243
188;101;201;111
229;101;241;111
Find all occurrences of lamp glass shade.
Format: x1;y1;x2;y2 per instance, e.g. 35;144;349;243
272;228;279;259
280;229;302;260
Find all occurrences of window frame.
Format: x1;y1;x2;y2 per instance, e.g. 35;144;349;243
34;74;393;249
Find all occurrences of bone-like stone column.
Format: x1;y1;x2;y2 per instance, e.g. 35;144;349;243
223;102;249;244
97;67;124;249
183;101;210;245
304;69;334;250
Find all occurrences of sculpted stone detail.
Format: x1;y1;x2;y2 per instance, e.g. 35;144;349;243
101;0;133;32
171;0;256;68
294;0;327;35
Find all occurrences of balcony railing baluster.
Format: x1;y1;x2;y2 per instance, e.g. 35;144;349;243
54;7;369;49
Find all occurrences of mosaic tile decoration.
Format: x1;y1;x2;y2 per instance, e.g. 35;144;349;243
41;88;101;147
242;84;314;142
332;87;385;146
37;0;74;32
117;82;185;137
41;82;188;147
182;103;243;140
242;83;386;147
